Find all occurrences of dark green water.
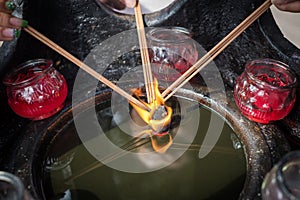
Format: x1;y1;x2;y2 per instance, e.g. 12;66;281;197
42;97;246;200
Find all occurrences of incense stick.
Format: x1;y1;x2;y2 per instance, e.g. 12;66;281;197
162;0;272;101
65;138;237;183
24;26;150;111
66;132;151;183
134;1;155;103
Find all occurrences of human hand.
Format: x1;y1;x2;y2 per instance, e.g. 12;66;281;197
0;0;27;41
272;0;300;12
97;0;136;10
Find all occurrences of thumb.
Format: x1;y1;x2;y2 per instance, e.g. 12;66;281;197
122;0;137;8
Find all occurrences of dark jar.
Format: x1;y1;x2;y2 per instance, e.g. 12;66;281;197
0;171;33;200
261;151;300;200
147;27;198;82
3;59;68;120
234;59;297;124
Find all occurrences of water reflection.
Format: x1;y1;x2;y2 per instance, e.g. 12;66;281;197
42;97;246;200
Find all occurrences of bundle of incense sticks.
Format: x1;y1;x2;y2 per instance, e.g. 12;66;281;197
24;0;272;108
24;25;150;111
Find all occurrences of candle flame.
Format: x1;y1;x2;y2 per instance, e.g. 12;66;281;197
130;79;172;133
130;79;173;153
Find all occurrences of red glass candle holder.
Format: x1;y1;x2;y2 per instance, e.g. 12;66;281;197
3;59;68;120
234;59;297;124
147;27;198;82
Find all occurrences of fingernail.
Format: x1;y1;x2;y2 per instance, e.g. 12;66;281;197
2;28;14;38
123;0;136;8
21;20;28;28
13;29;21;38
9;17;23;27
5;1;17;11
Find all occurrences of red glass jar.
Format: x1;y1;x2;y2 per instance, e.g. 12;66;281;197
3;59;68;120
147;27;198;82
234;59;297;124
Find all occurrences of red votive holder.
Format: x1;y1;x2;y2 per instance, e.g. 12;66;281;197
3;59;68;120
234;59;297;124
147;27;198;82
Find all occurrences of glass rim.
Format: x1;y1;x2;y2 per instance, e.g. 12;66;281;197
245;58;298;90
3;59;53;87
146;26;193;44
0;171;25;199
276;151;300;199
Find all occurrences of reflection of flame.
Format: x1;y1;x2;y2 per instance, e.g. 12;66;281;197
139;130;173;154
130;79;173;153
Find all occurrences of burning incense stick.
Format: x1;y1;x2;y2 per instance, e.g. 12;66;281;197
162;0;272;101
134;1;156;103
24;26;150;111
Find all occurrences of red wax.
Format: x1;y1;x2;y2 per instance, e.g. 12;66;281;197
147;27;198;82
234;61;297;124
151;57;193;81
4;60;68;120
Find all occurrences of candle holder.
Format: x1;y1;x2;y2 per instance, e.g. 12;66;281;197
262;151;300;200
0;171;33;200
147;27;198;82
234;58;297;124
3;59;68;120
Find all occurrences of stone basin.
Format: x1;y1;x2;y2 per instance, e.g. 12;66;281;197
0;0;299;199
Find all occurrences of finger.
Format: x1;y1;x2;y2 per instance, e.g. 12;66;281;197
0;12;26;28
0;1;16;13
122;0;136;8
0;27;20;41
272;0;300;12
